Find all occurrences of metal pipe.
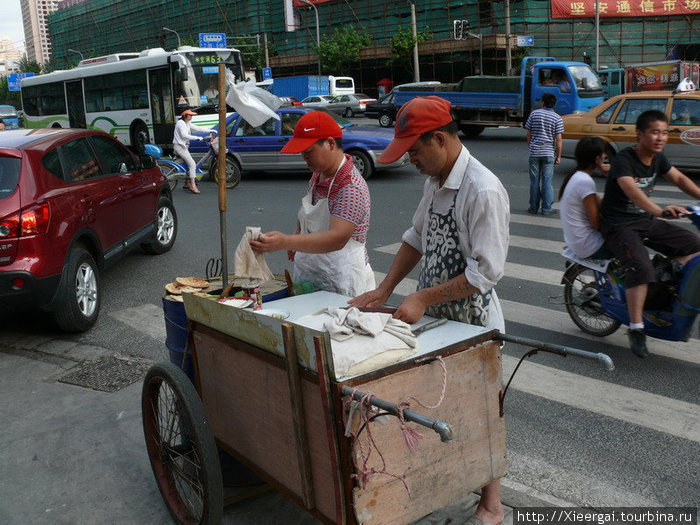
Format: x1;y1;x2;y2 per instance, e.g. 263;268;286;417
505;0;512;75
341;386;454;443
494;332;615;371
410;2;420;82
163;27;181;50
299;0;321;75
595;0;600;70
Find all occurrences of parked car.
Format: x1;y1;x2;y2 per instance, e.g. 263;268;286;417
324;93;377;118
278;96;302;107
300;95;336;108
0;129;177;332
365;82;442;127
562;90;700;170
189;107;410;180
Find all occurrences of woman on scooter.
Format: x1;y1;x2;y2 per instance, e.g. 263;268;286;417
173;108;214;194
559;136;611;259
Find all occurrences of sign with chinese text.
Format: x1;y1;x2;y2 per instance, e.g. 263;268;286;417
625;63;683;91
551;0;699;18
262;67;272;80
7;72;35;91
199;33;227;48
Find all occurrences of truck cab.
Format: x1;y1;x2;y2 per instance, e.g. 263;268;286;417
527;58;604;116
597;68;625;99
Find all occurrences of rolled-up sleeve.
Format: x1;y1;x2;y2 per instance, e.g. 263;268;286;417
461;188;510;294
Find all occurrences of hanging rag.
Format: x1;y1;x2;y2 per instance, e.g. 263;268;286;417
233;226;274;281
225;71;281;128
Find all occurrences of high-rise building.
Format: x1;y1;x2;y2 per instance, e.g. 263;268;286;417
20;0;60;64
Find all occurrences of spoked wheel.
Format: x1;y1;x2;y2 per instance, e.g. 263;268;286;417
210;156;241;189
157;160;182;191
563;264;621;337
142;362;223;525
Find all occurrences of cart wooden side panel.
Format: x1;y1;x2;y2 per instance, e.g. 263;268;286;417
191;326;340;523
347;341;507;525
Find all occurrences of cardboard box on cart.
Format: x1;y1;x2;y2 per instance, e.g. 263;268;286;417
183;290;507;525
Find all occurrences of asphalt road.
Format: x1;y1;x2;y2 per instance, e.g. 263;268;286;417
1;119;698;513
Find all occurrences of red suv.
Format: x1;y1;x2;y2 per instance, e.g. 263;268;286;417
0;129;177;331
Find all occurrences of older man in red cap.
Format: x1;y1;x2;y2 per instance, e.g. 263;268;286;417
350;96;509;525
250;110;375;296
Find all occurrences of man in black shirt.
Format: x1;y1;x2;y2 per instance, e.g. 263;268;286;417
601;110;700;357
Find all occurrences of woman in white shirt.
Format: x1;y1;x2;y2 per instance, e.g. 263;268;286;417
559;137;611;259
173;108;213;194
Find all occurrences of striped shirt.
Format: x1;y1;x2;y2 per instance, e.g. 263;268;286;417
524;107;564;157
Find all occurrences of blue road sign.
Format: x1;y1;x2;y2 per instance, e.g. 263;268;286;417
262;67;272;80
516;36;535;47
199;33;227;49
7;72;35;92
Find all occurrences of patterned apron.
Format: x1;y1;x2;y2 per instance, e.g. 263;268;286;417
417;195;492;326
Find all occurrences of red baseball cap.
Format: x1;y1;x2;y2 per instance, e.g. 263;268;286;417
280;111;343;154
180;109;197;117
377;96;454;164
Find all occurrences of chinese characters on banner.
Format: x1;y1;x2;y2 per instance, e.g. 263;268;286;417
551;0;700;18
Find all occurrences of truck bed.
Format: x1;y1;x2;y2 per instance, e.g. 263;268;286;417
394;89;522;112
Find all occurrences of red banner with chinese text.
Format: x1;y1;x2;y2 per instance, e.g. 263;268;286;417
551;0;700;18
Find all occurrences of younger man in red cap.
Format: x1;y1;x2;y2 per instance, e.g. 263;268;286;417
349;96;509;525
250;111;375;296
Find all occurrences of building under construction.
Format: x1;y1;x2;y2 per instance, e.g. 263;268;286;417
48;0;699;94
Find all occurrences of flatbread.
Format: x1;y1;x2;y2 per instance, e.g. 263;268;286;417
176;276;209;288
178;286;200;294
165;282;184;295
165;294;184;302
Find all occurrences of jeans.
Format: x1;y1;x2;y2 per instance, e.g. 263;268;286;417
528;156;555;213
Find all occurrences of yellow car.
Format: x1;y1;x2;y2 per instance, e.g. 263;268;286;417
561;90;700;170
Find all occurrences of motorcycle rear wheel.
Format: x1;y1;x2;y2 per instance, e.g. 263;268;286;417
563;263;621;337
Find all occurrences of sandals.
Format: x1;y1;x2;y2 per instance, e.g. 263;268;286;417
183;182;200;194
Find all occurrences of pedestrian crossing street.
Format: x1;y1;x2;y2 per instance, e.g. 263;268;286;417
370;205;700;447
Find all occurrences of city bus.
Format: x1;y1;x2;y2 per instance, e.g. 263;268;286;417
20;46;244;151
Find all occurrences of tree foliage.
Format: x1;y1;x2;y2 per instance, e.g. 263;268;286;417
17;55;41;74
317;26;372;74
387;25;432;76
230;35;273;74
0;77;22;108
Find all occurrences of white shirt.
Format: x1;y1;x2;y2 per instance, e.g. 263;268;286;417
402;146;510;331
560;171;605;258
173;118;211;148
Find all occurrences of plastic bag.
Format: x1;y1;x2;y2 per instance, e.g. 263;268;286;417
676;77;696;92
225;70;281;127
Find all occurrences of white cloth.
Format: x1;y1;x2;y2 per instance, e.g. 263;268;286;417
297;307;417;379
402;146;509;331
560;171;605;258
225;72;281;128
173;118;211;148
293;170;375;297
234;226;274;281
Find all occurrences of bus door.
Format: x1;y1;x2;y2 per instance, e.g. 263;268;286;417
66;80;86;128
148;67;175;146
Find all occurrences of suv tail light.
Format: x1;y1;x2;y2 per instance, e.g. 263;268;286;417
0;203;50;239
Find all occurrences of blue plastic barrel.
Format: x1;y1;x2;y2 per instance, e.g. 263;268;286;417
162;296;195;383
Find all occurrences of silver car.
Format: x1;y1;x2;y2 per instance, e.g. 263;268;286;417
300;95;336;108
325;93;378;118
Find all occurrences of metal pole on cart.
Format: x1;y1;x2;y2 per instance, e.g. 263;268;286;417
217;64;229;291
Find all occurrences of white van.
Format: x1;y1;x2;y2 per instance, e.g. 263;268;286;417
329;76;355;95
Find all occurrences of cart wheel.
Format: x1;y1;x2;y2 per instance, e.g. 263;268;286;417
142;362;223;525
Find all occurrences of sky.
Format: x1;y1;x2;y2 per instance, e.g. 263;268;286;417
1;0;26;53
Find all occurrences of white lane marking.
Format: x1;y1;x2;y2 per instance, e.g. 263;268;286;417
501;354;700;444
371;272;700;364
110;304;167;342
504;262;563;286
509;234;565;253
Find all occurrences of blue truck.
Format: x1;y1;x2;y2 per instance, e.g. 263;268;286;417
0;105;21;129
393;57;605;136
269;75;355;101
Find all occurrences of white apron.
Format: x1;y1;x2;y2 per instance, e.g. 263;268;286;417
293;173;375;297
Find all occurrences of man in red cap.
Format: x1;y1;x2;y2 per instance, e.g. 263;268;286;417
349;96;509;525
250;110;375;296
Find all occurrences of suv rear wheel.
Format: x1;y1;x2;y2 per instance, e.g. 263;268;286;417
53;247;100;332
142;197;177;254
379;113;394;127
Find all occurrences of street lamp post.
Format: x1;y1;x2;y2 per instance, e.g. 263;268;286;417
467;32;483;75
299;0;321;75
162;27;181;50
67;48;84;61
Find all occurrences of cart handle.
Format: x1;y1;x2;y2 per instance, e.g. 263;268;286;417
341;386;454;443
